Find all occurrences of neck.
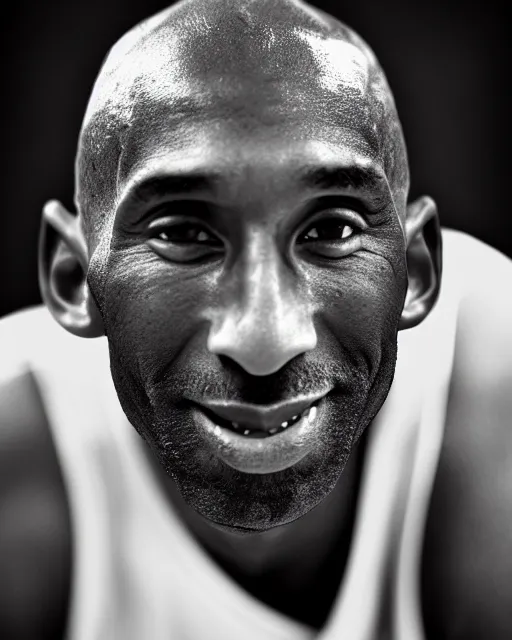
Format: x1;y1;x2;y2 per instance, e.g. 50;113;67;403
145;431;369;628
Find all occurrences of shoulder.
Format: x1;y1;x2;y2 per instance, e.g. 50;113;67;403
0;305;81;377
0;307;71;638
422;231;512;639
0;305;70;388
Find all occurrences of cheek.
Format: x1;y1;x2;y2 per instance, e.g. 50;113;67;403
101;246;216;376
313;249;406;368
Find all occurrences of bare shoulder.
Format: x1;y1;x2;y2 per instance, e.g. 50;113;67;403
423;232;512;640
0;308;71;639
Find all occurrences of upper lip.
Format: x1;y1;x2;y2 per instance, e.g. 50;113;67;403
193;390;330;430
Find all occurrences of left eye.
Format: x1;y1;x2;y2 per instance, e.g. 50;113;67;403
298;219;355;243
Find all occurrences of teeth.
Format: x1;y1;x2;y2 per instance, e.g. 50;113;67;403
221;402;319;437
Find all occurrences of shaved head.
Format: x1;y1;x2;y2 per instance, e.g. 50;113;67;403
77;0;408;245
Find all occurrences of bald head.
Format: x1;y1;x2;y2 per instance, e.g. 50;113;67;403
76;0;408;241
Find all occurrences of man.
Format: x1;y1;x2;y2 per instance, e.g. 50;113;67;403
0;0;511;638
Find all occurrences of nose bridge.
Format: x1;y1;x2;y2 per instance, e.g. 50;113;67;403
207;235;317;376
245;241;293;333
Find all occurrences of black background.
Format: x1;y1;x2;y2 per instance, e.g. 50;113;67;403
1;0;508;318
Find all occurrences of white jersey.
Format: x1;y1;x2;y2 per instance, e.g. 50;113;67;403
0;228;478;639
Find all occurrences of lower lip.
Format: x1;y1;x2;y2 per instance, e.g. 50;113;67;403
191;398;327;475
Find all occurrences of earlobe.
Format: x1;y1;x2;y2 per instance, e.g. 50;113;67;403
39;200;104;338
399;195;442;330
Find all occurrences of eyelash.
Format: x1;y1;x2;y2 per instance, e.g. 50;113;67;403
153;223;221;245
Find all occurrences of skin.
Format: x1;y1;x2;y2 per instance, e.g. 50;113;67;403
3;0;511;638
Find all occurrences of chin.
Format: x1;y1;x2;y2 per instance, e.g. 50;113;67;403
146;391;370;531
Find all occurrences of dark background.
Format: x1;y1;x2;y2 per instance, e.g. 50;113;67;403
1;0;508;318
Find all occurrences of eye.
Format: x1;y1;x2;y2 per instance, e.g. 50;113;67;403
147;219;224;263
296;215;362;259
151;222;221;246
298;219;355;243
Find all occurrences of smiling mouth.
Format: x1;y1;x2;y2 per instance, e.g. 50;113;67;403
200;402;319;438
190;394;329;474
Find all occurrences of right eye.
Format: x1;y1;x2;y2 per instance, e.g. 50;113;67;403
150;221;221;246
147;218;224;263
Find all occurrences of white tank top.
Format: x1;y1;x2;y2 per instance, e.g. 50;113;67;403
1;229;470;640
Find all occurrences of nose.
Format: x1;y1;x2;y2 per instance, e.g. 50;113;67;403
207;240;317;376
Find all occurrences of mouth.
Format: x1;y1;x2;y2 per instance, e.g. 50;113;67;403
190;392;330;474
199;402;319;438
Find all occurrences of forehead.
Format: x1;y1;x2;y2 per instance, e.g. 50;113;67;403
86;16;392;202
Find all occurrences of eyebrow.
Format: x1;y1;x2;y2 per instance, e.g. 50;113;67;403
122;173;220;206
298;165;387;195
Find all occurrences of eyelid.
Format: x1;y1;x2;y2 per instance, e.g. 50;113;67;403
139;197;212;222
147;215;222;240
147;215;206;229
300;207;368;233
147;238;224;265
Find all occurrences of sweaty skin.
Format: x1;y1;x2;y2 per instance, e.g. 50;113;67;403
36;0;442;628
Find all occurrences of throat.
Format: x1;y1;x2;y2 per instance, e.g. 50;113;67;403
197;431;369;629
213;520;358;629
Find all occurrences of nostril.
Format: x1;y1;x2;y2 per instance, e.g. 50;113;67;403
214;342;315;377
207;308;317;376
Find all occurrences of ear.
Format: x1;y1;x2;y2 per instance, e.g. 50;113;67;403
398;195;442;331
38;200;104;338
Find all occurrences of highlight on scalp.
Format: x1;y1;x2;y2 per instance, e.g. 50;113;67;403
75;0;409;245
